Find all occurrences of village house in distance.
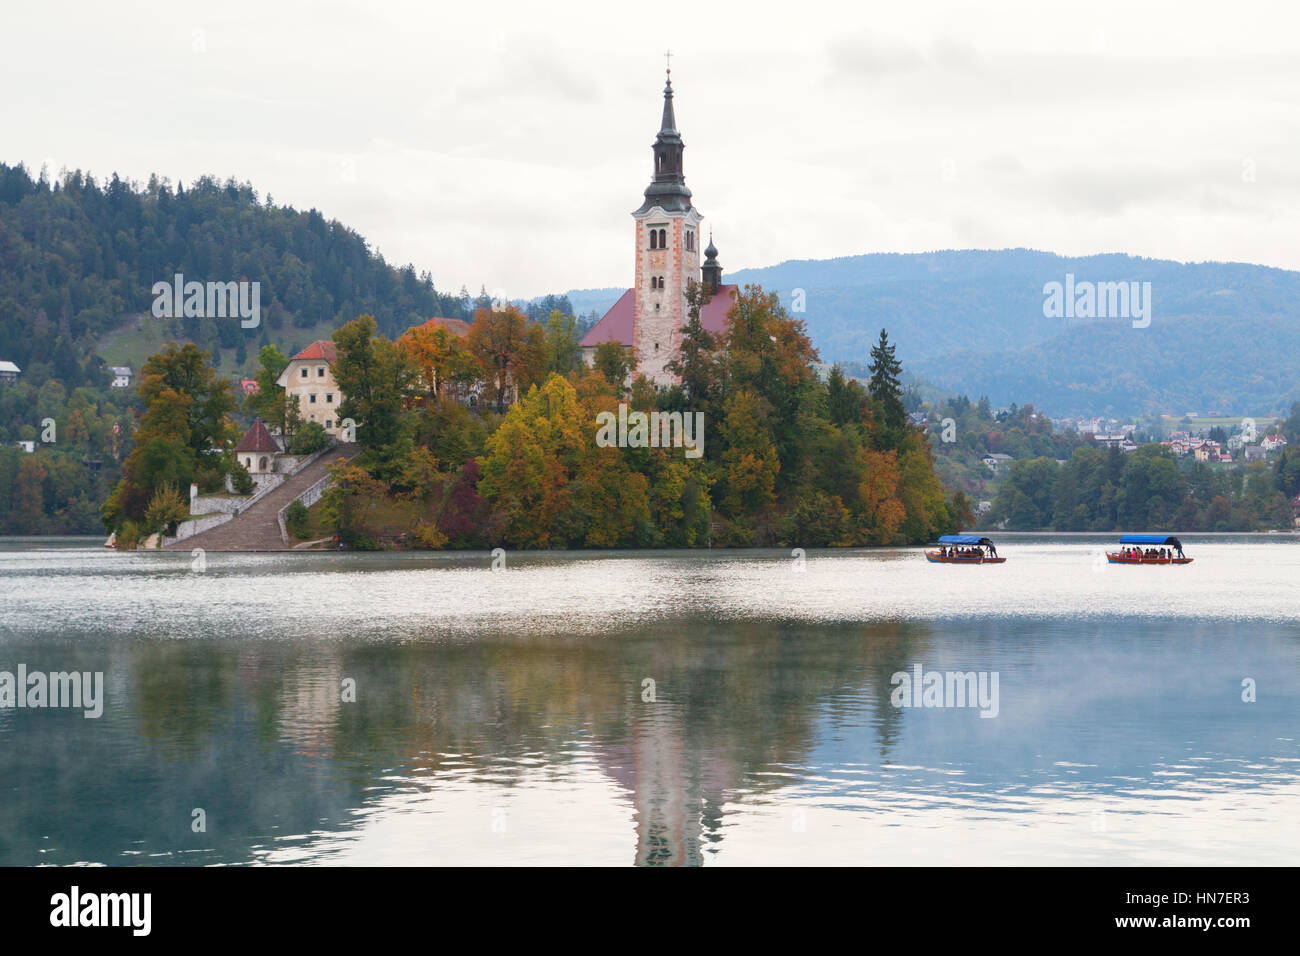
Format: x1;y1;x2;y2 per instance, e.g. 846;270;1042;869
580;68;737;385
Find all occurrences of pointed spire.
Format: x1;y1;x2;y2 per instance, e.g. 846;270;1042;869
660;70;677;135
635;63;693;215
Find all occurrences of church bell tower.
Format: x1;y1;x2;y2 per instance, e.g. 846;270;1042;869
631;66;703;386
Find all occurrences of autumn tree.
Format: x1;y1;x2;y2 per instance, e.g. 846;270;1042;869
477;374;651;548
102;342;237;536
855;448;907;545
398;321;478;401
466;305;546;411
318;459;392;549
716;387;780;528
720;285;820;488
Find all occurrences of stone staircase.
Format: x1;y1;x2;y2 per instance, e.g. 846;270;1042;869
166;443;360;551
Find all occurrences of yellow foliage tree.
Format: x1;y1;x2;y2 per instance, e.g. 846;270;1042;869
855;447;907;545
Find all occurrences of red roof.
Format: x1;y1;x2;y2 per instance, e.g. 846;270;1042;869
291;340;337;363
234;418;281;454
417;316;472;338
579;285;739;348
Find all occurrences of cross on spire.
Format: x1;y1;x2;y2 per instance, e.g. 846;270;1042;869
664;49;672;74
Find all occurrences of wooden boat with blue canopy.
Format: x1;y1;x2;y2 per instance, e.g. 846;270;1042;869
1106;534;1192;565
925;535;1005;564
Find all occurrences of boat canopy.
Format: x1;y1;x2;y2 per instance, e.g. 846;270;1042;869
1118;534;1183;547
938;535;995;546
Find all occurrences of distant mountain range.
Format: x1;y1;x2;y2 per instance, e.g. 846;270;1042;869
564;250;1300;417
4;160;1292;417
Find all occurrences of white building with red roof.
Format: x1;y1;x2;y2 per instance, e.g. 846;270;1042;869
579;71;737;386
234;417;282;474
276;340;344;437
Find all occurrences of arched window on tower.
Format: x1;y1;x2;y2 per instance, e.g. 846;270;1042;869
658;228;667;248
649;229;657;250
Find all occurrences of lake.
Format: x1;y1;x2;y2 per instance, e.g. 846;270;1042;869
1;534;1297;865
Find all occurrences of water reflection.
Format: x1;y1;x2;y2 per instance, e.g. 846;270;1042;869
0;540;1298;865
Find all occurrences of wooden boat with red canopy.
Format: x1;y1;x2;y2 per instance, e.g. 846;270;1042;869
925;535;1005;564
1106;535;1192;565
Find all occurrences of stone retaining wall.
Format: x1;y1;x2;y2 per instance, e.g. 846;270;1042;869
163;511;232;546
190;495;249;516
277;473;335;545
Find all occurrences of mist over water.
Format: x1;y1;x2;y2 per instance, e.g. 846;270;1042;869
2;535;1297;865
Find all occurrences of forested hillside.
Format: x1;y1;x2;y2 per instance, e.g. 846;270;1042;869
0;162;469;384
708;250;1300;416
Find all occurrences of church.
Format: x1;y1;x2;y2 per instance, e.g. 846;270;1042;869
579;68;738;387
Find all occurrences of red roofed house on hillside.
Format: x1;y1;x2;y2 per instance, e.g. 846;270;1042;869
579;69;737;386
276;340;344;437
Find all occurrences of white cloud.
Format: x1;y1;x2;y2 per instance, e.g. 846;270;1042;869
3;0;1300;299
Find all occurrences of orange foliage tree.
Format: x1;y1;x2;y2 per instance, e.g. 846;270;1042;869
466;305;546;412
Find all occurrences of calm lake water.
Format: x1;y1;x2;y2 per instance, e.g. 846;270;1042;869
1;534;1297;866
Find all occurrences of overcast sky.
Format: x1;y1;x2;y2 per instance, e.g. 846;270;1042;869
4;0;1300;299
